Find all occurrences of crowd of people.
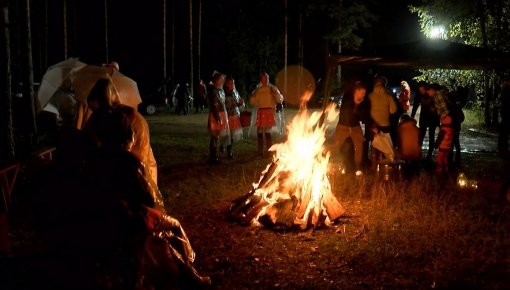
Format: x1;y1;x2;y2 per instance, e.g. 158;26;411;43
335;76;467;176
206;71;284;164
33;66;474;286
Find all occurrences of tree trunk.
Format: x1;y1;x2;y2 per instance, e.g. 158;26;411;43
478;0;491;125
63;0;67;59
104;0;108;62
189;0;194;97
21;0;37;145
284;0;288;97
163;0;167;94
43;0;48;69
336;0;343;86
0;2;15;164
171;0;175;88
197;0;202;82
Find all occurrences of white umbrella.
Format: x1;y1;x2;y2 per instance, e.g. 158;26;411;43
110;70;142;109
37;58;87;109
71;65;141;109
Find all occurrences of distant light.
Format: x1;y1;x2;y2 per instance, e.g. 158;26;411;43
429;25;445;39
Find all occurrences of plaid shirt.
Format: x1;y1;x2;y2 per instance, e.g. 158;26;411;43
434;89;450;119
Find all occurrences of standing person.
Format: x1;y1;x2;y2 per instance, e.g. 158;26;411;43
335;81;370;175
448;87;466;165
249;72;284;158
399;80;411;113
435;115;454;175
175;82;191;115
429;83;450;119
195;79;207;113
413;82;440;161
368;76;397;166
221;76;245;159
207;72;229;164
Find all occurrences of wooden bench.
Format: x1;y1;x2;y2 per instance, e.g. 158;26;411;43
0;163;20;254
33;146;56;161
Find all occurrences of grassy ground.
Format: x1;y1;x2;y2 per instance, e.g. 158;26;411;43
3;107;510;289
146;108;510;289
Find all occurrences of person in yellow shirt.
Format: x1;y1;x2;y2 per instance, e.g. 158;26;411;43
249;73;284;157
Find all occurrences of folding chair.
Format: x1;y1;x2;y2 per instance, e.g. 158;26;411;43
0;163;20;254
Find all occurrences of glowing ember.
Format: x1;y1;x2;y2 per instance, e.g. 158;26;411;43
229;103;345;229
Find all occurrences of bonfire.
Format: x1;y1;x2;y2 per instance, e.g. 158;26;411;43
229;98;345;230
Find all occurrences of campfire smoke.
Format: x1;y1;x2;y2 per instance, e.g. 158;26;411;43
229;104;345;229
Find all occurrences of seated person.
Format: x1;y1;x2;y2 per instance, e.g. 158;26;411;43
396;114;422;161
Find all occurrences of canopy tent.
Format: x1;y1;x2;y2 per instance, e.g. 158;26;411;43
330;38;510;70
321;38;510;109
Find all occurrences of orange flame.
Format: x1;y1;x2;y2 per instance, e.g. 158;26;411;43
250;103;343;229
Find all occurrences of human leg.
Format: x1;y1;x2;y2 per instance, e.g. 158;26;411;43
264;132;272;155
256;128;264;157
426;125;436;160
208;136;219;164
453;125;461;165
351;127;364;171
227;136;234;159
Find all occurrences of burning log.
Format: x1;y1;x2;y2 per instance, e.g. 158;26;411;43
228;105;346;230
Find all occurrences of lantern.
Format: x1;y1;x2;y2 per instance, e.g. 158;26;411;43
468;180;478;189
457;173;468;188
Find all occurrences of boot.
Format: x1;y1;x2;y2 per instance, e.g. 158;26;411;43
182;262;212;287
208;138;220;164
227;145;234;159
256;134;263;158
265;133;272;158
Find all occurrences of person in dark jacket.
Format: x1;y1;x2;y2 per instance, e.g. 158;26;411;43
412;82;440;161
335;81;371;175
448;86;467;165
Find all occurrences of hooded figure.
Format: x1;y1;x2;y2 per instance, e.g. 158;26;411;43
249;72;284;158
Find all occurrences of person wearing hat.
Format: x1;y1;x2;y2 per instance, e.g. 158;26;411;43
249;72;284;158
207;72;229;164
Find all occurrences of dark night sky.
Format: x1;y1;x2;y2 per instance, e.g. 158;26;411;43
34;0;423;95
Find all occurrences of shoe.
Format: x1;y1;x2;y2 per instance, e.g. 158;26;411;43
189;268;212;287
227;153;234;159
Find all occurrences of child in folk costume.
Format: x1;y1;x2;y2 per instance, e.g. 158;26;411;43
249;72;284;157
207;72;230;164
435;115;454;174
398;80;411;113
220;76;245;159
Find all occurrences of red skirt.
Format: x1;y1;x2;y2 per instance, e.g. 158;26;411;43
228;116;242;130
256;108;276;128
208;112;229;132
